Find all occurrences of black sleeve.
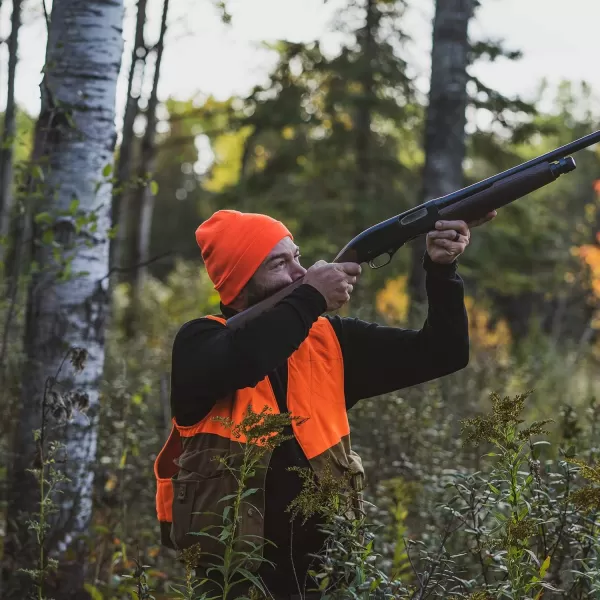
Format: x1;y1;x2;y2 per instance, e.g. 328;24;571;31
328;253;469;410
171;284;327;425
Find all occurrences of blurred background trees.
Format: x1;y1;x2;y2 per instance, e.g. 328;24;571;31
0;0;599;597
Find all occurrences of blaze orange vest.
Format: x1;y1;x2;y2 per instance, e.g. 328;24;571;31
154;315;364;566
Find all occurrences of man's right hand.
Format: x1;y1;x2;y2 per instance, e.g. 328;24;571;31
303;260;362;311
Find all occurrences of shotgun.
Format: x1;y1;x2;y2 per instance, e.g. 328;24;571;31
227;129;600;330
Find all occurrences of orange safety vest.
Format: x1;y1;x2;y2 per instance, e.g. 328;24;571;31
154;315;364;566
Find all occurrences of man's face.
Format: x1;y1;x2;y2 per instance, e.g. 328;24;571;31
243;237;306;308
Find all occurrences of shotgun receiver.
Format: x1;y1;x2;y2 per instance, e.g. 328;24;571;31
227;129;600;330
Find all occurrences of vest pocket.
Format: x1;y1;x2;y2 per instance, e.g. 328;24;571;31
171;472;237;559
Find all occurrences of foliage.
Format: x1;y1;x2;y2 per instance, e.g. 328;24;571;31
140;390;600;599
167;406;301;600
3;1;600;598
19;347;90;599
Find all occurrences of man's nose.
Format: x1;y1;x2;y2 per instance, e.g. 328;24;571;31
291;262;307;281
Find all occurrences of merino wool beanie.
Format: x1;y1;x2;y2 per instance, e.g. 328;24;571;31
195;210;293;305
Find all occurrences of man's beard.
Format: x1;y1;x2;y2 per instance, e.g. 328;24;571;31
245;278;287;307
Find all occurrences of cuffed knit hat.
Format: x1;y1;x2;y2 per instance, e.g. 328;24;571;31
195;210;293;305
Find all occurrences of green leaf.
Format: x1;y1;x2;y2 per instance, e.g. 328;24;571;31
233;568;266;593
222;505;231;522
102;163;113;177
69;198;80;214
240;488;259;499
42;229;54;244
218;524;232;541
150;180;159;195
34;211;53;225
218;493;238;503
539;554;551;578
487;483;500;494
83;583;103;600
32;165;44;181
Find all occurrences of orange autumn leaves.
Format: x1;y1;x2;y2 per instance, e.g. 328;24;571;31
576;239;600;300
574;180;600;319
376;275;511;359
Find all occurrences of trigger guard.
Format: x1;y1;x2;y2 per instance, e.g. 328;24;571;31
369;252;393;269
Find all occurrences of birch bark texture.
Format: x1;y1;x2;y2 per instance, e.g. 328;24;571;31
3;0;124;596
408;0;474;310
0;0;22;262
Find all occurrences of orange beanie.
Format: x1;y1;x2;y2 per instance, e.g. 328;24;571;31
195;210;293;305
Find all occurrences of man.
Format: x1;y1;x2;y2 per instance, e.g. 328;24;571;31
155;208;495;599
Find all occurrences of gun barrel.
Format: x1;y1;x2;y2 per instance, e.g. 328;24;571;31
435;129;600;210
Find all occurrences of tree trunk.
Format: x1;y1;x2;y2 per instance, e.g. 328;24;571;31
354;0;376;235
408;0;474;318
0;0;23;263
125;0;170;338
2;0;124;597
110;0;148;275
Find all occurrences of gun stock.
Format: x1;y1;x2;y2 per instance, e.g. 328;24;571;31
226;278;306;330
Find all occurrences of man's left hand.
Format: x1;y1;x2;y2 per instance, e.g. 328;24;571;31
426;210;497;264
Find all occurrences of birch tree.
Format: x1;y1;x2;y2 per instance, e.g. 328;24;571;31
407;0;474;312
0;0;23;262
2;0;124;596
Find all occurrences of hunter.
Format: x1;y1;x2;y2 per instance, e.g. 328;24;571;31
154;208;495;599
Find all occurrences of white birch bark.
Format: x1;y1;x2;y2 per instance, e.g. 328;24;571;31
0;0;22;263
3;0;124;596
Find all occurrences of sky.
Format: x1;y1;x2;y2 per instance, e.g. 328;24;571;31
0;0;598;130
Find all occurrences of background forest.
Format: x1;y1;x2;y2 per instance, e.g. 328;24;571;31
0;0;600;598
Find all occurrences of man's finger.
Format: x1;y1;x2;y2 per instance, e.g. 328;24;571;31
428;230;465;241
339;262;362;276
435;220;469;236
468;210;497;228
434;238;464;252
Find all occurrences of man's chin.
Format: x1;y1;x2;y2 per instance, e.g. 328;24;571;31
247;283;290;307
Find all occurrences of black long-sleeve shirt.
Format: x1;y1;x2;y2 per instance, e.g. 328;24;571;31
169;253;469;594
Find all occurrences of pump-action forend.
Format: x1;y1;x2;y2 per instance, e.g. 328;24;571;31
227;129;600;330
